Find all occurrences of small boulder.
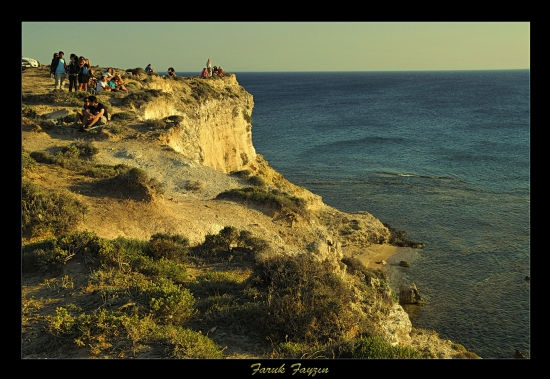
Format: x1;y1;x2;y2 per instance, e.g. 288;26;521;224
399;260;410;267
399;282;422;305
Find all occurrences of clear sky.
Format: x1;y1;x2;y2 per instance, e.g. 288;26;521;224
21;22;530;72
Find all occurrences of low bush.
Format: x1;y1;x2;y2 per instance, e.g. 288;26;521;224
139;278;196;325
62;140;99;158
22;151;36;173
22;231;104;272
350;335;421;358
146;233;190;261
110;111;137;121
47;307;223;358
248;175;266;187
143;257;189;284
113;167;164;199
122;89;163;108
251;253;362;344
22;179;88;238
189;80;217;101
216;187;307;217
22;105;39;118
191;226;270;262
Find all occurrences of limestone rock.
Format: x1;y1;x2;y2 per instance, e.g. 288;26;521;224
399;282;422;305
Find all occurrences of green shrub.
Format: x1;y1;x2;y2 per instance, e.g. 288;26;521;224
123;167;164;196
189;80;217;101
251;254;362;344
146;233;190;261
82;163;129;179
47;306;223;358
160;325;224;358
192;226;269;262
248;175;266;187
191;271;247;298
108;125;125;135
145;258;188;284
22;152;36;173
139;278;196;324
29;150;58;164
22;179;88;238
110;111;137;121
122;89;162;107
62;141;99;158
22;231;105;272
22;246;71;273
216;187;306;217
351;335;421;358
22;105;39;118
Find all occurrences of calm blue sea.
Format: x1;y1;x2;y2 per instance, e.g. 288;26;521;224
180;70;531;358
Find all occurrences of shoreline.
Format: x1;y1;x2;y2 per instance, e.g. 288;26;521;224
349;243;399;270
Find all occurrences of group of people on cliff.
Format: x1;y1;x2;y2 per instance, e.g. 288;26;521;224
50;51;93;92
47;53;227;134
145;59;225;79
201;58;224;77
49;50;127;93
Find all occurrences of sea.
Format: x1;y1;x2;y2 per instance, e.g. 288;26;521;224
176;70;530;359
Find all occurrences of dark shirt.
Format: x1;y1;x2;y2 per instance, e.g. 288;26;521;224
90;103;108;120
68;60;81;75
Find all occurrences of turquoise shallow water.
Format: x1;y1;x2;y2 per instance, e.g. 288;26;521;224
181;70;530;358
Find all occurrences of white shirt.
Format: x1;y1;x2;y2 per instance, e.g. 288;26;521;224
96;80;108;92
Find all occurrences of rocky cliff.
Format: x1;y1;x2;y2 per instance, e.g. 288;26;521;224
132;74;256;174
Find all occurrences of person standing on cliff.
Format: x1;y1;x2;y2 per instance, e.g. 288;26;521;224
51;51;67;90
67;54;81;92
206;58;212;76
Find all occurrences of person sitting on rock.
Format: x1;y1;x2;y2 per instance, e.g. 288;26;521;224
217;66;225;76
145;63;155;74
81;95;108;131
201;68;208;78
167;67;176;77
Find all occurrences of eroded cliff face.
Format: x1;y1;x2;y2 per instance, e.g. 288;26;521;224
120;75;424;350
137;74;256;174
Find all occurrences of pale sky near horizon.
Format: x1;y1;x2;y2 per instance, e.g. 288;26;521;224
21;22;530;72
